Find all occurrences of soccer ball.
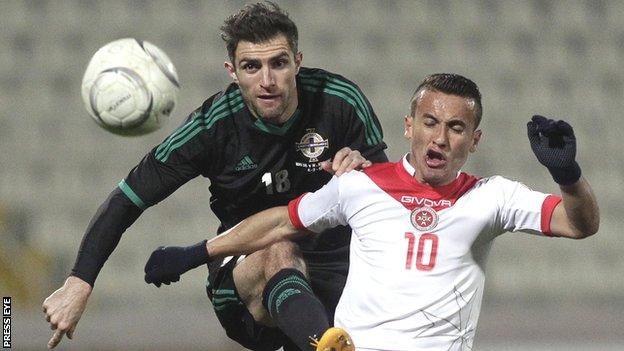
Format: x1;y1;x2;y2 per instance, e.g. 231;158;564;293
81;38;180;136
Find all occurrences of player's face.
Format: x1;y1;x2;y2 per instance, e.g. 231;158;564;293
404;89;482;187
225;34;302;124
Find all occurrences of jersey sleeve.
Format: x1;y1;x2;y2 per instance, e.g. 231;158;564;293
119;104;214;208
496;177;562;236
287;176;347;233
71;98;217;286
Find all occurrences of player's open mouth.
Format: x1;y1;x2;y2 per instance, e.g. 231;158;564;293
258;94;280;103
425;149;446;168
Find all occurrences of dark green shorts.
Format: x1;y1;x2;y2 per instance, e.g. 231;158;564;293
206;256;286;351
206;248;349;350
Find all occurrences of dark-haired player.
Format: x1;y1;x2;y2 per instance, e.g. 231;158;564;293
43;2;386;350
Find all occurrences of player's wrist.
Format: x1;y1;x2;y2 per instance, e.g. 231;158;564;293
185;239;211;269
66;276;93;294
546;161;581;185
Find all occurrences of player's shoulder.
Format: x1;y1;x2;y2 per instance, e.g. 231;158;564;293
297;67;367;96
155;83;242;159
470;174;526;194
336;162;394;184
298;66;359;84
362;162;396;176
196;83;243;116
179;83;243;132
332;163;393;183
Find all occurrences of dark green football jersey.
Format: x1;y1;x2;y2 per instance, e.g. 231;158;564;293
72;67;387;284
123;67;385;235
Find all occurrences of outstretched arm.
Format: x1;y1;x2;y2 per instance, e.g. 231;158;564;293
144;206;305;286
527;115;599;239
207;206;303;257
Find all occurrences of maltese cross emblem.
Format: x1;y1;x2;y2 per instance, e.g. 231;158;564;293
410;206;438;231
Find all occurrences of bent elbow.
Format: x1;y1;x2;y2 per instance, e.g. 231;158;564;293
572;221;600;240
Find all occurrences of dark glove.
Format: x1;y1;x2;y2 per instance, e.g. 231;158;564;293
527;115;581;185
144;240;210;287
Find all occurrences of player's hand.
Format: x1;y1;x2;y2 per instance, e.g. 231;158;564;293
320;147;372;176
42;276;92;349
527;115;581;185
144;240;210;287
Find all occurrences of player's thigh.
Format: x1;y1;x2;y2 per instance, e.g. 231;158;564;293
233;240;306;323
232;251;273;325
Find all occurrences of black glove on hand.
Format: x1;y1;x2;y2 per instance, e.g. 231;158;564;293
527;115;581;185
144;240;210;287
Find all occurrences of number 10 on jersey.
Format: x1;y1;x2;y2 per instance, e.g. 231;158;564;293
404;232;438;271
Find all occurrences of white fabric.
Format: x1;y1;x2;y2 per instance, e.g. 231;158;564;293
295;160;553;351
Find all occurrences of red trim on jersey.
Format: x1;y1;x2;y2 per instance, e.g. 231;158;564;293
540;194;562;236
362;161;480;211
288;193;308;230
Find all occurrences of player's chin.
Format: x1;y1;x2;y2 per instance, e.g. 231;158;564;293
257;107;286;122
422;169;452;186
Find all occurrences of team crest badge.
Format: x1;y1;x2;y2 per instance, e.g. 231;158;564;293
296;129;329;163
296;129;329;162
410;206;438;231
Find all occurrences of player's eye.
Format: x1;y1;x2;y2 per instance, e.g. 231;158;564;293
273;58;289;68
242;63;259;72
424;118;436;127
451;125;465;133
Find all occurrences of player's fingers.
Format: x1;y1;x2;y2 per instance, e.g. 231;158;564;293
332;147;352;171
144;249;163;273
348;157;369;172
67;326;76;340
336;157;357;176
338;150;365;175
342;153;369;175
334;157;353;176
531;115;549;126
145;267;159;284
527;121;539;137
319;160;333;174
555;120;574;137
48;330;65;349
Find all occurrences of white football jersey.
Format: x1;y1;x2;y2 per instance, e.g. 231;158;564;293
288;156;561;351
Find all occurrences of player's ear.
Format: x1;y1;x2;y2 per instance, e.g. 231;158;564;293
404;115;413;139
224;61;238;83
294;52;303;74
470;129;482;153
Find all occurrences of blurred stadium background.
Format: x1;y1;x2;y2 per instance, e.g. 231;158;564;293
1;0;622;350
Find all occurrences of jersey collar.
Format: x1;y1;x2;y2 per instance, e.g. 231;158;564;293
398;154;475;196
252;109;302;136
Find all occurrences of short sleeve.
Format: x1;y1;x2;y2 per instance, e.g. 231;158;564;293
497;178;561;236
287;176;347;233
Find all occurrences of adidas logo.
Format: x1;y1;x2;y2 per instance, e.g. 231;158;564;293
234;155;258;171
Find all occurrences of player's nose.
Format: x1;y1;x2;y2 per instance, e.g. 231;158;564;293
433;126;449;147
259;67;275;88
